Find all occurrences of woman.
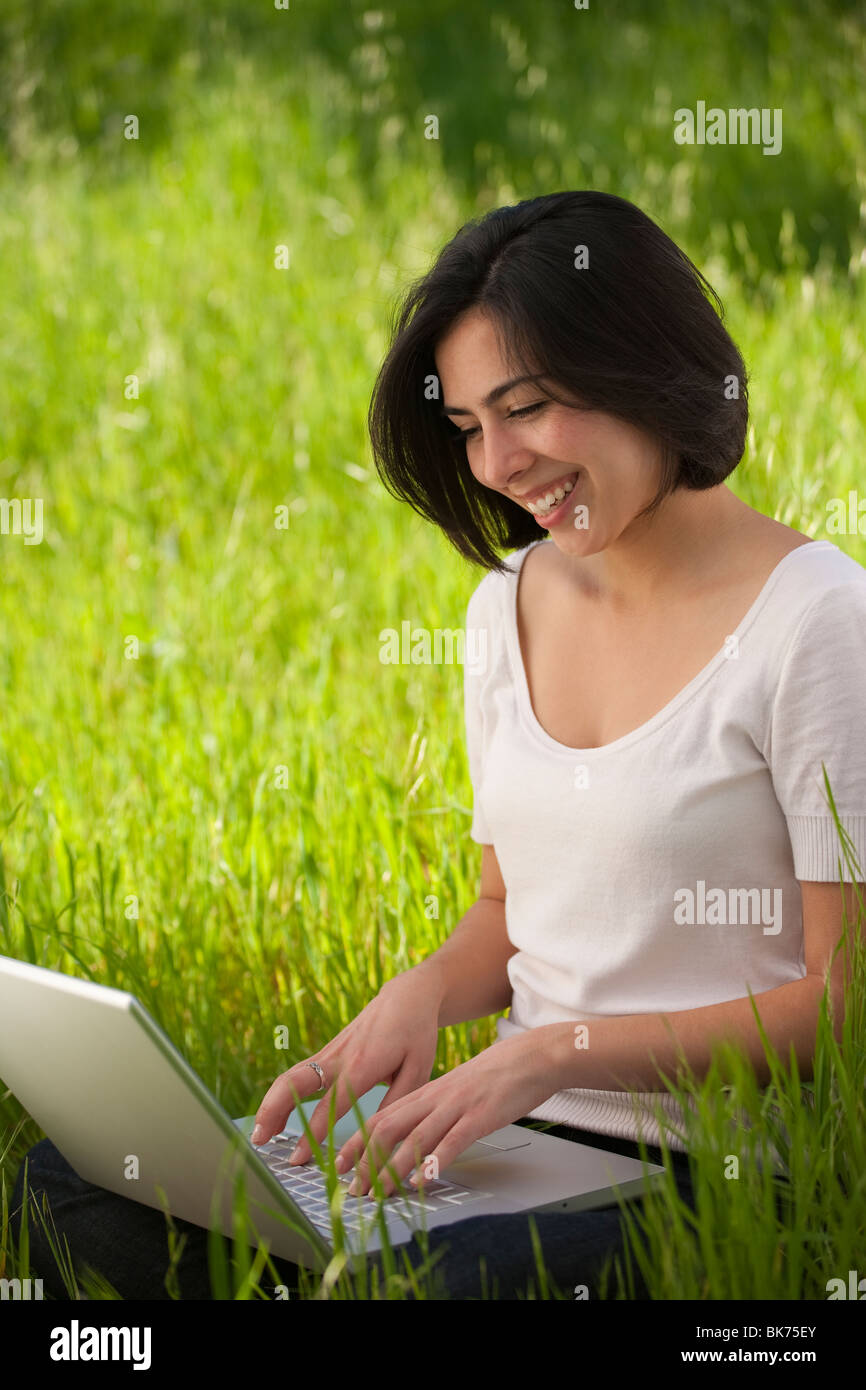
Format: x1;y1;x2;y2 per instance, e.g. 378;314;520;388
13;190;866;1300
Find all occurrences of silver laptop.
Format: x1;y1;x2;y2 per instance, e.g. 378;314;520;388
0;954;667;1274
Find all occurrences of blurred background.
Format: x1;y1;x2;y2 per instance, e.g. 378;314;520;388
0;0;864;1253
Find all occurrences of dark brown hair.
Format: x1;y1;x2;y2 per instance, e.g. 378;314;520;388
367;190;749;572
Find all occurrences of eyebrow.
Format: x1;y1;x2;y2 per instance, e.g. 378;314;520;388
439;374;546;417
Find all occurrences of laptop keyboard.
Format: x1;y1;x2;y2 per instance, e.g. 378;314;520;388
255;1133;491;1236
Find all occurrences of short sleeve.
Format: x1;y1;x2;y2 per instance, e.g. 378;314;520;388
463;575;495;845
767;580;866;882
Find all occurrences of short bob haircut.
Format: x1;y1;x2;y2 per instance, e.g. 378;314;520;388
367;190;749;573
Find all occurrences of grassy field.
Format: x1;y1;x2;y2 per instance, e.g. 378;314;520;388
1;0;865;1299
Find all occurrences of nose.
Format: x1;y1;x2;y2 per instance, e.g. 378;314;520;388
475;420;534;494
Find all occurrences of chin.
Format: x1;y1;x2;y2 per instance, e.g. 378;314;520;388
548;528;599;555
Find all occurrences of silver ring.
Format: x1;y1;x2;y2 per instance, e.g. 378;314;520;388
304;1060;326;1093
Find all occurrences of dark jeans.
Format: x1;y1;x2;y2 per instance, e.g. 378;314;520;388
10;1121;696;1301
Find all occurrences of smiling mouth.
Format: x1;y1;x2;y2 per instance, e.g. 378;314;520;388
523;473;579;517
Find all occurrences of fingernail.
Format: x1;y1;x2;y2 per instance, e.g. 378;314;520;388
251;1125;264;1145
348;1180;360;1196
335;1155;346;1173
289;1151;303;1164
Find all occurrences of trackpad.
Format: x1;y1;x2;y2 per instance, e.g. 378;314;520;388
453;1128;533;1162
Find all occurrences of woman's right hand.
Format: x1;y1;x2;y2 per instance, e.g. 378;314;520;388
249;964;444;1165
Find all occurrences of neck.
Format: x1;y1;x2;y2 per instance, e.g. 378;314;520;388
571;485;754;612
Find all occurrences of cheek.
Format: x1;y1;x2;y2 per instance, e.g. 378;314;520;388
543;410;605;462
550;413;654;489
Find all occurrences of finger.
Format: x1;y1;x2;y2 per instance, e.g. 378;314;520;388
251;1061;332;1145
346;1134;400;1198
285;1087;337;1166
335;1073;434;1174
345;1100;433;1196
375;1125;440;1197
407;1115;483;1188
336;1113;391;1178
287;1071;370;1166
375;1104;470;1196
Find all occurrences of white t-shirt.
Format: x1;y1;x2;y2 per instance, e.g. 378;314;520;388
463;537;866;1153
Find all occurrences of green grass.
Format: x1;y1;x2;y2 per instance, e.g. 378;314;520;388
1;0;865;1299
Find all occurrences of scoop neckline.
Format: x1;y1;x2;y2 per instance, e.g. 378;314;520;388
505;536;832;758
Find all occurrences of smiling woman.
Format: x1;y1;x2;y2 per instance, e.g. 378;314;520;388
367;189;750;572
12;190;866;1304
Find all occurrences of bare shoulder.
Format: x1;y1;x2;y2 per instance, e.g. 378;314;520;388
516;539;563;614
738;514;814;576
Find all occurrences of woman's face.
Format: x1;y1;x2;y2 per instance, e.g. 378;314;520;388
435;307;666;558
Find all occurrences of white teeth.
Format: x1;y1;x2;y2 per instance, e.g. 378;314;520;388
527;475;578;515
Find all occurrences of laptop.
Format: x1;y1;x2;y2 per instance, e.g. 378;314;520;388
0;954;668;1274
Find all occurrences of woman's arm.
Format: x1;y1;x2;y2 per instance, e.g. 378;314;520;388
403;843;517;1028
336;879;864;1194
541;877;864;1093
540;977;830;1095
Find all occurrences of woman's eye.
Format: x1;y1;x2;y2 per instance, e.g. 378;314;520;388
457;401;546;439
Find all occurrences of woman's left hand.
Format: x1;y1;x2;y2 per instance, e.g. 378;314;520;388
336;1026;562;1196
